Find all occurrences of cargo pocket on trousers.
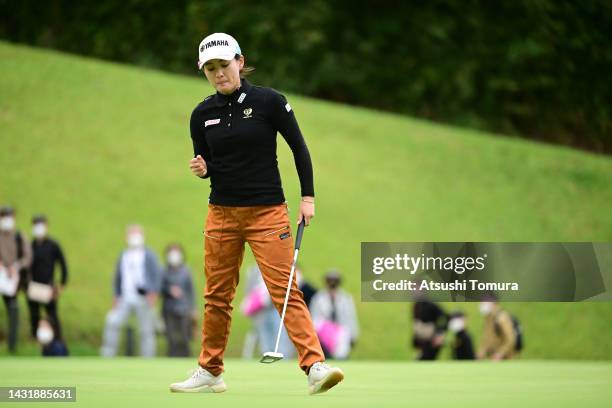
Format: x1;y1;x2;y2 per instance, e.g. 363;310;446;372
263;225;290;239
204;232;221;269
262;225;293;268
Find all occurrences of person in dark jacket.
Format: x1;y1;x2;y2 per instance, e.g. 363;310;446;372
161;243;195;357
448;311;475;360
412;300;448;360
171;32;342;395
295;264;317;308
27;214;68;339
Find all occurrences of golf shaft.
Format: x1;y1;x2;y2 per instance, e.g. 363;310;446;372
273;220;305;353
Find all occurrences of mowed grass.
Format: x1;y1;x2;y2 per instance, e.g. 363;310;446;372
1;41;612;359
0;358;611;408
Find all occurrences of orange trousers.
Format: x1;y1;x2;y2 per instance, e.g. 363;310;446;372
198;203;325;376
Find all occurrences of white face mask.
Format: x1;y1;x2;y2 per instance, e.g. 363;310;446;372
32;223;47;239
479;302;494;316
37;326;54;345
448;318;465;333
167;250;183;267
127;233;144;248
0;216;15;232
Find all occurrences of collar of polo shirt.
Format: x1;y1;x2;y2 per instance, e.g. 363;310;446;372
212;78;253;107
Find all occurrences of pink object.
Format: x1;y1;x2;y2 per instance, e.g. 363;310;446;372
241;285;270;317
316;320;351;359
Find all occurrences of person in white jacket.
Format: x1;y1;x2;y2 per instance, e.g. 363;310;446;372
310;269;359;359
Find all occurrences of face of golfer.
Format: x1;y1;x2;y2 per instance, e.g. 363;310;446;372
202;57;244;95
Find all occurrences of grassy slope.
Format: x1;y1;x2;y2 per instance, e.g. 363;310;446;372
1;41;612;359
1;358;611;408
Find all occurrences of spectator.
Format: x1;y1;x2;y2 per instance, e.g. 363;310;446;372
37;318;69;357
100;224;161;357
161;243;195;357
240;265;295;359
0;205;32;353
412;298;447;361
27;214;68;340
477;298;517;360
310;269;359;359
295;264;317;308
448;311;475;360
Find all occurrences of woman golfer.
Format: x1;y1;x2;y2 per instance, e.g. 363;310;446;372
170;33;343;395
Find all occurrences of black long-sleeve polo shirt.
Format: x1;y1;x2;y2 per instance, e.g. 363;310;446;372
190;78;314;206
30;237;68;286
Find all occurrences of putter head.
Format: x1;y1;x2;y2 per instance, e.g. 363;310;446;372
260;351;284;364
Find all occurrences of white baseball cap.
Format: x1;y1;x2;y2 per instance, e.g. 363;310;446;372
197;33;242;70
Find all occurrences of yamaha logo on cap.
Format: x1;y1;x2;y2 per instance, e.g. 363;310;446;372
200;39;230;53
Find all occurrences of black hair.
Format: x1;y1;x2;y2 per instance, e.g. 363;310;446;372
165;242;185;258
32;214;48;224
0;205;14;216
449;310;466;319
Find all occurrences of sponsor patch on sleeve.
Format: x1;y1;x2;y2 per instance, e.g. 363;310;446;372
205;118;221;127
285;103;292;112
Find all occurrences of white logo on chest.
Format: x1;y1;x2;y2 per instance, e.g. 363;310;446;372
243;108;253;118
205;118;221;127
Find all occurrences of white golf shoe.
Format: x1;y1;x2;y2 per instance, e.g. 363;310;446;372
307;362;344;395
169;367;227;393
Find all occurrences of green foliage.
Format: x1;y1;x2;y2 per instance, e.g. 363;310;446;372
1;1;611;152
1;42;612;359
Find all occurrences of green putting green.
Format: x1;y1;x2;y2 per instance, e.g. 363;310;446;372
1;358;611;407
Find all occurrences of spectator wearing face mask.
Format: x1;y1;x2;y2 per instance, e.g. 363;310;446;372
310;269;359;360
0;205;32;353
411;298;447;361
161;243;195;357
477;297;517;360
100;224;162;357
37;318;69;357
447;311;475;360
27;215;68;340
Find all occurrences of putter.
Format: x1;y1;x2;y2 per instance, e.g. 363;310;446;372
260;219;306;364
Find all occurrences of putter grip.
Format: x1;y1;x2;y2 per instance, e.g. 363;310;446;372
294;220;305;250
